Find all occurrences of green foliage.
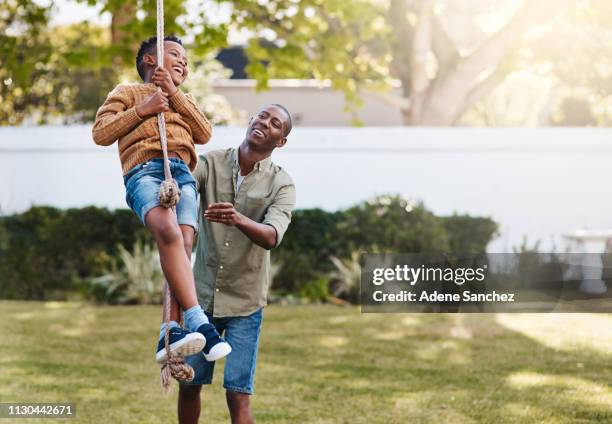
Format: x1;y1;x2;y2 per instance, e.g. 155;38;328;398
0;198;498;303
217;0;392;113
442;214;499;256
338;195;450;254
4;1;612;125
510;237;565;290
0;14;117;124
272;208;345;292
273;195;496;297
87;241;163;304
299;276;330;303
0;206;150;300
0;0;234;124
0;0;54;124
329;251;361;303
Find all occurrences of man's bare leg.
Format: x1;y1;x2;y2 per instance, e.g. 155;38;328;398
226;391;254;424
179;385;202;424
174;225;201;424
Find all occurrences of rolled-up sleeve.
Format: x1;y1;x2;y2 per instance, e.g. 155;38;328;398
263;184;296;248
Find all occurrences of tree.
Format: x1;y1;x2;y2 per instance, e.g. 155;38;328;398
81;0;611;126
4;0;608;125
75;0;228;64
0;0;54;124
210;0;590;125
0;0;235;124
0;1;119;124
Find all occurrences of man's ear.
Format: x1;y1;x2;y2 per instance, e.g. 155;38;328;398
276;137;287;148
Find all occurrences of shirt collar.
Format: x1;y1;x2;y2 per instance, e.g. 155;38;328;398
232;147;273;173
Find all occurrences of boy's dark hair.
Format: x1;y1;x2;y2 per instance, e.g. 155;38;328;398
271;103;293;136
136;35;183;81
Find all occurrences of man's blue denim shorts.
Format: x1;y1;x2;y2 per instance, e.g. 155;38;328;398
181;308;263;395
123;158;198;231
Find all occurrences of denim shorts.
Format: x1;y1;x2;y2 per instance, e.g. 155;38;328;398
181;308;263;395
123;158;198;231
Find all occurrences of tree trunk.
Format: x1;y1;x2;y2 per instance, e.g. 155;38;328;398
398;0;576;125
110;2;137;66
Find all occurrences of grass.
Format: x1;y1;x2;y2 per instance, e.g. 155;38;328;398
1;301;611;423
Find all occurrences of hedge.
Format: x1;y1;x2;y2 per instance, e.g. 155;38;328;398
0;196;498;301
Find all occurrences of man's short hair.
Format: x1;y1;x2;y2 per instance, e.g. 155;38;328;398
136;35;183;81
270;103;292;137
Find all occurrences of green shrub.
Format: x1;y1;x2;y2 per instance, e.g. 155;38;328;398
0;198;500;303
273;195;456;295
329;252;361;303
299;276;330;303
272;208;344;292
442;214;498;256
337;195;450;255
0;206;149;300
86;241;163;305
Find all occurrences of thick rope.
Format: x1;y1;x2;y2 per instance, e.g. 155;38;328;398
156;0;194;392
156;0;180;209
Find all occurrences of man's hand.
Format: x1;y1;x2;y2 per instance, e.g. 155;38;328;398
204;203;244;227
135;91;169;118
205;202;278;249
152;67;178;97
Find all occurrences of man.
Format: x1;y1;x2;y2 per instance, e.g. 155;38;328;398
178;104;296;424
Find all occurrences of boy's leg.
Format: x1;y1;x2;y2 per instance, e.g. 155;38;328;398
163;224;195;324
178;385;202;424
146;206;199;311
126;160;229;362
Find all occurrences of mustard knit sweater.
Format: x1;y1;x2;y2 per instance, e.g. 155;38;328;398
92;83;211;175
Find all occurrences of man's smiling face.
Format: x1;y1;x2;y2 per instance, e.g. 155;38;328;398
246;105;290;152
162;41;188;86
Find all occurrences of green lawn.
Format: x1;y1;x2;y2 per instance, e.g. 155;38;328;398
1;301;611;423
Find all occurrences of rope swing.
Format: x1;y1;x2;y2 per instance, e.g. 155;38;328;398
155;0;195;392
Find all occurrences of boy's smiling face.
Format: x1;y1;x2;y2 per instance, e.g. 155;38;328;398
143;40;189;86
162;41;188;86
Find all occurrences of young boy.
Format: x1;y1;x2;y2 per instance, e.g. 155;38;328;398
92;35;231;364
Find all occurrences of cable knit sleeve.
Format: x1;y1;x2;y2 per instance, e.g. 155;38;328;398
169;90;212;145
92;84;143;146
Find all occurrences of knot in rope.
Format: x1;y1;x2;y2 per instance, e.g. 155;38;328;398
158;179;181;208
160;353;195;392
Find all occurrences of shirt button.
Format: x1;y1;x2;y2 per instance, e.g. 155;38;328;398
215;288;220;293
219;265;224;270
224;242;230;246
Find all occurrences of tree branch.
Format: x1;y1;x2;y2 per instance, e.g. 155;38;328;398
365;88;412;112
410;0;435;95
457;66;509;123
457;0;576;79
422;0;576;125
431;13;459;75
387;0;415;98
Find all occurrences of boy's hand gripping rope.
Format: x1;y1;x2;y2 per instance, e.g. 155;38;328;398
156;0;195;392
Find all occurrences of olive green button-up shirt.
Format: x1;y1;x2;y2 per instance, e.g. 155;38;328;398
192;147;296;317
